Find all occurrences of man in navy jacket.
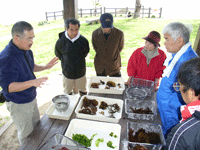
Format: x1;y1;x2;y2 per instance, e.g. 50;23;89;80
0;21;58;144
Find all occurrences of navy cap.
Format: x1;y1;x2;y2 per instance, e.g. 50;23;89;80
100;13;113;28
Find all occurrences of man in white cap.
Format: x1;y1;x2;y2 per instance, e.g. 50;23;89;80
92;13;124;77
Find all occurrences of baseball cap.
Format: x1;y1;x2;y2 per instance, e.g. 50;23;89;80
100;13;113;28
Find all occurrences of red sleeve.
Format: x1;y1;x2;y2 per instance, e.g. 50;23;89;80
127;48;140;77
154;49;167;79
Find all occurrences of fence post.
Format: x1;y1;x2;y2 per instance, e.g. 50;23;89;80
80;8;82;18
100;7;102;15
45;12;48;21
115;8;117;17
62;10;64;19
104;7;106;13
159;7;162;18
90;9;92;17
94;8;97;16
126;7;128;15
54;12;56;20
148;7;151;18
142;6;144;18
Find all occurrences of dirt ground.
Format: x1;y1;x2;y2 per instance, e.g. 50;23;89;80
0;102;52;150
0;70;97;150
0;72;64;150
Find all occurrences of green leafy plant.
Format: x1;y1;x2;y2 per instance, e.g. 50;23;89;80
107;141;116;149
95;138;104;147
72;133;97;147
38;21;50;26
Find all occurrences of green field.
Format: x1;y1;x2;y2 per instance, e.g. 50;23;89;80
0;18;200;81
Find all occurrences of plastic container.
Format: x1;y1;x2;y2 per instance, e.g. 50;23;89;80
38;133;90;150
52;95;70;113
128;77;154;97
46;95;79;120
125;99;157;121
127;122;166;150
88;76;125;94
75;95;123;123
125;87;147;100
65;118;121;150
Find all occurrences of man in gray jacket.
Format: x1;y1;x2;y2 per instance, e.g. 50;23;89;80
92;13;124;77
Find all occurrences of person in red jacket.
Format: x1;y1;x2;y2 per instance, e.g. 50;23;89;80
126;31;166;90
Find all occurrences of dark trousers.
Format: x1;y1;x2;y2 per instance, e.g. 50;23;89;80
97;70;121;77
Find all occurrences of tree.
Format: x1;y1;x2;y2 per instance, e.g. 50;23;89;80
133;0;141;18
92;0;101;15
92;0;101;8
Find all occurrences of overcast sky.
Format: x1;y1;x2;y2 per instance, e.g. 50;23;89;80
0;0;199;25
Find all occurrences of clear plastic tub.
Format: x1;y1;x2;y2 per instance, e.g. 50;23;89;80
128;78;154;97
125;99;157;120
125;87;147;100
127;122;166;150
38;133;90;150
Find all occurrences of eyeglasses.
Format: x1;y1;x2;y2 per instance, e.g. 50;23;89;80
173;82;181;92
16;35;35;42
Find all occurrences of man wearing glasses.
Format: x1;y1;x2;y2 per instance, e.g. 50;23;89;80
0;21;58;144
156;22;198;138
165;57;200;149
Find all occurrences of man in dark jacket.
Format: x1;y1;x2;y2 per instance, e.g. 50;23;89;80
0;21;58;144
55;18;90;96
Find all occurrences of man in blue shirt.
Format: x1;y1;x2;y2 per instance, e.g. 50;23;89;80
157;22;198;137
0;21;58;144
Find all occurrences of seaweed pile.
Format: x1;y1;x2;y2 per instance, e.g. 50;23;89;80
129;128;161;144
90;80;121;89
78;97;98;115
130;107;153;114
78;97;120;118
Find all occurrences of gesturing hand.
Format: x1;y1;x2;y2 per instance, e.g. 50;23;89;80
33;77;48;88
45;57;59;69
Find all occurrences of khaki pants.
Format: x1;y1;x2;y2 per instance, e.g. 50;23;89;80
63;75;87;94
6;99;40;144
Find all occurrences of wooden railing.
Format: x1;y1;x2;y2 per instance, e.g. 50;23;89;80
45;7;162;21
45;11;63;21
79;7;102;17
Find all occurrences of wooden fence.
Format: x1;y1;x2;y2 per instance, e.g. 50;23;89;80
45;6;162;21
45;11;63;21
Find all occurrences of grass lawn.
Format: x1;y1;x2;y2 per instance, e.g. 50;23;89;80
0;17;200;81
